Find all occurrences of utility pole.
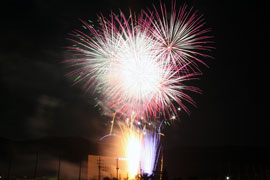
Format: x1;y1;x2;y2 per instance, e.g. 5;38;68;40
34;151;39;180
97;156;104;180
57;154;61;180
160;149;163;180
78;159;82;180
116;158;119;180
139;161;142;178
7;156;12;180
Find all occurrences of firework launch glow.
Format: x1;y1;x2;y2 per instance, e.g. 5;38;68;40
64;1;213;177
118;120;160;178
141;131;160;175
120;123;143;179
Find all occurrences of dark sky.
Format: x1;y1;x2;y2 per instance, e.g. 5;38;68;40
0;0;269;148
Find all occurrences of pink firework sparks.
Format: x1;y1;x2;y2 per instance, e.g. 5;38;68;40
149;2;214;73
64;3;213;122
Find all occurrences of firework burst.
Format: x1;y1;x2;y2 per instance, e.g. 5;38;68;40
64;3;212;122
150;2;214;73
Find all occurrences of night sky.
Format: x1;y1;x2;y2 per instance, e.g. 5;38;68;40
0;0;269;149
